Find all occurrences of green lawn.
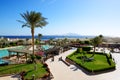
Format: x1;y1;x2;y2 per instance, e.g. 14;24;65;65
67;52;116;72
0;63;48;79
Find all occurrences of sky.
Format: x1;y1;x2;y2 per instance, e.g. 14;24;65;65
0;0;120;37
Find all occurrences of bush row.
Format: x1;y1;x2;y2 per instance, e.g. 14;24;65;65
76;46;92;53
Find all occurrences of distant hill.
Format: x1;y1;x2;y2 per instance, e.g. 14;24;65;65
63;33;81;36
103;36;120;43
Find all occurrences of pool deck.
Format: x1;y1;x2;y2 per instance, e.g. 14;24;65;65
0;75;18;80
0;46;23;50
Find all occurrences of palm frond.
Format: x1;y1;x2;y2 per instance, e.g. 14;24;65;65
22;23;30;28
17;20;25;24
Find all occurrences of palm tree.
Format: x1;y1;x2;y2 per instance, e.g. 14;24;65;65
18;11;48;55
38;33;42;44
49;38;53;45
90;35;103;58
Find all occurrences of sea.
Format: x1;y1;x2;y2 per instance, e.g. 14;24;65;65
0;35;94;40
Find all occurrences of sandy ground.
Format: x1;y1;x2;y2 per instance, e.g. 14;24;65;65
46;49;120;80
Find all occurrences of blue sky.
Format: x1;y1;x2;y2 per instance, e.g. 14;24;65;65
0;0;120;37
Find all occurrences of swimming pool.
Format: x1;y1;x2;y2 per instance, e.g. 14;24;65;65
0;59;9;66
0;46;25;58
41;45;53;50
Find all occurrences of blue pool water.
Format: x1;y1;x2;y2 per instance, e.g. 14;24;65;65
0;59;9;64
0;49;9;58
41;45;53;50
0;46;25;58
0;46;25;65
0;49;17;58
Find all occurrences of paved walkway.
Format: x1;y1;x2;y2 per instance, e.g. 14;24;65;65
0;75;18;80
46;49;120;80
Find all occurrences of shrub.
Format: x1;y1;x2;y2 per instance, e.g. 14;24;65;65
76;48;80;53
105;54;111;65
84;40;91;45
43;63;48;67
30;54;36;63
26;59;32;64
9;42;17;46
35;55;41;60
109;53;112;59
82;46;91;51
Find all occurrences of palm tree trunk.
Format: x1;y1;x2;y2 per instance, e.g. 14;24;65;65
89;46;96;58
31;28;34;55
39;37;40;44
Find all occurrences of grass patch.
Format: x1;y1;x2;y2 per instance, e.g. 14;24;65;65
67;52;116;72
0;63;48;79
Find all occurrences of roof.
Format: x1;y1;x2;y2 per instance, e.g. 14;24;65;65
8;49;32;54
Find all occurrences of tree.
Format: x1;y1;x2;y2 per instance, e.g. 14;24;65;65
90;35;103;58
18;11;48;55
17;39;24;45
84;40;91;45
0;38;9;48
38;33;42;44
49;38;53;45
98;34;103;45
99;34;103;38
63;38;68;44
76;38;80;43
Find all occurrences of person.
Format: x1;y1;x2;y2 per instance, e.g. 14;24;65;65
59;56;62;61
109;53;112;59
51;56;54;61
20;71;26;80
